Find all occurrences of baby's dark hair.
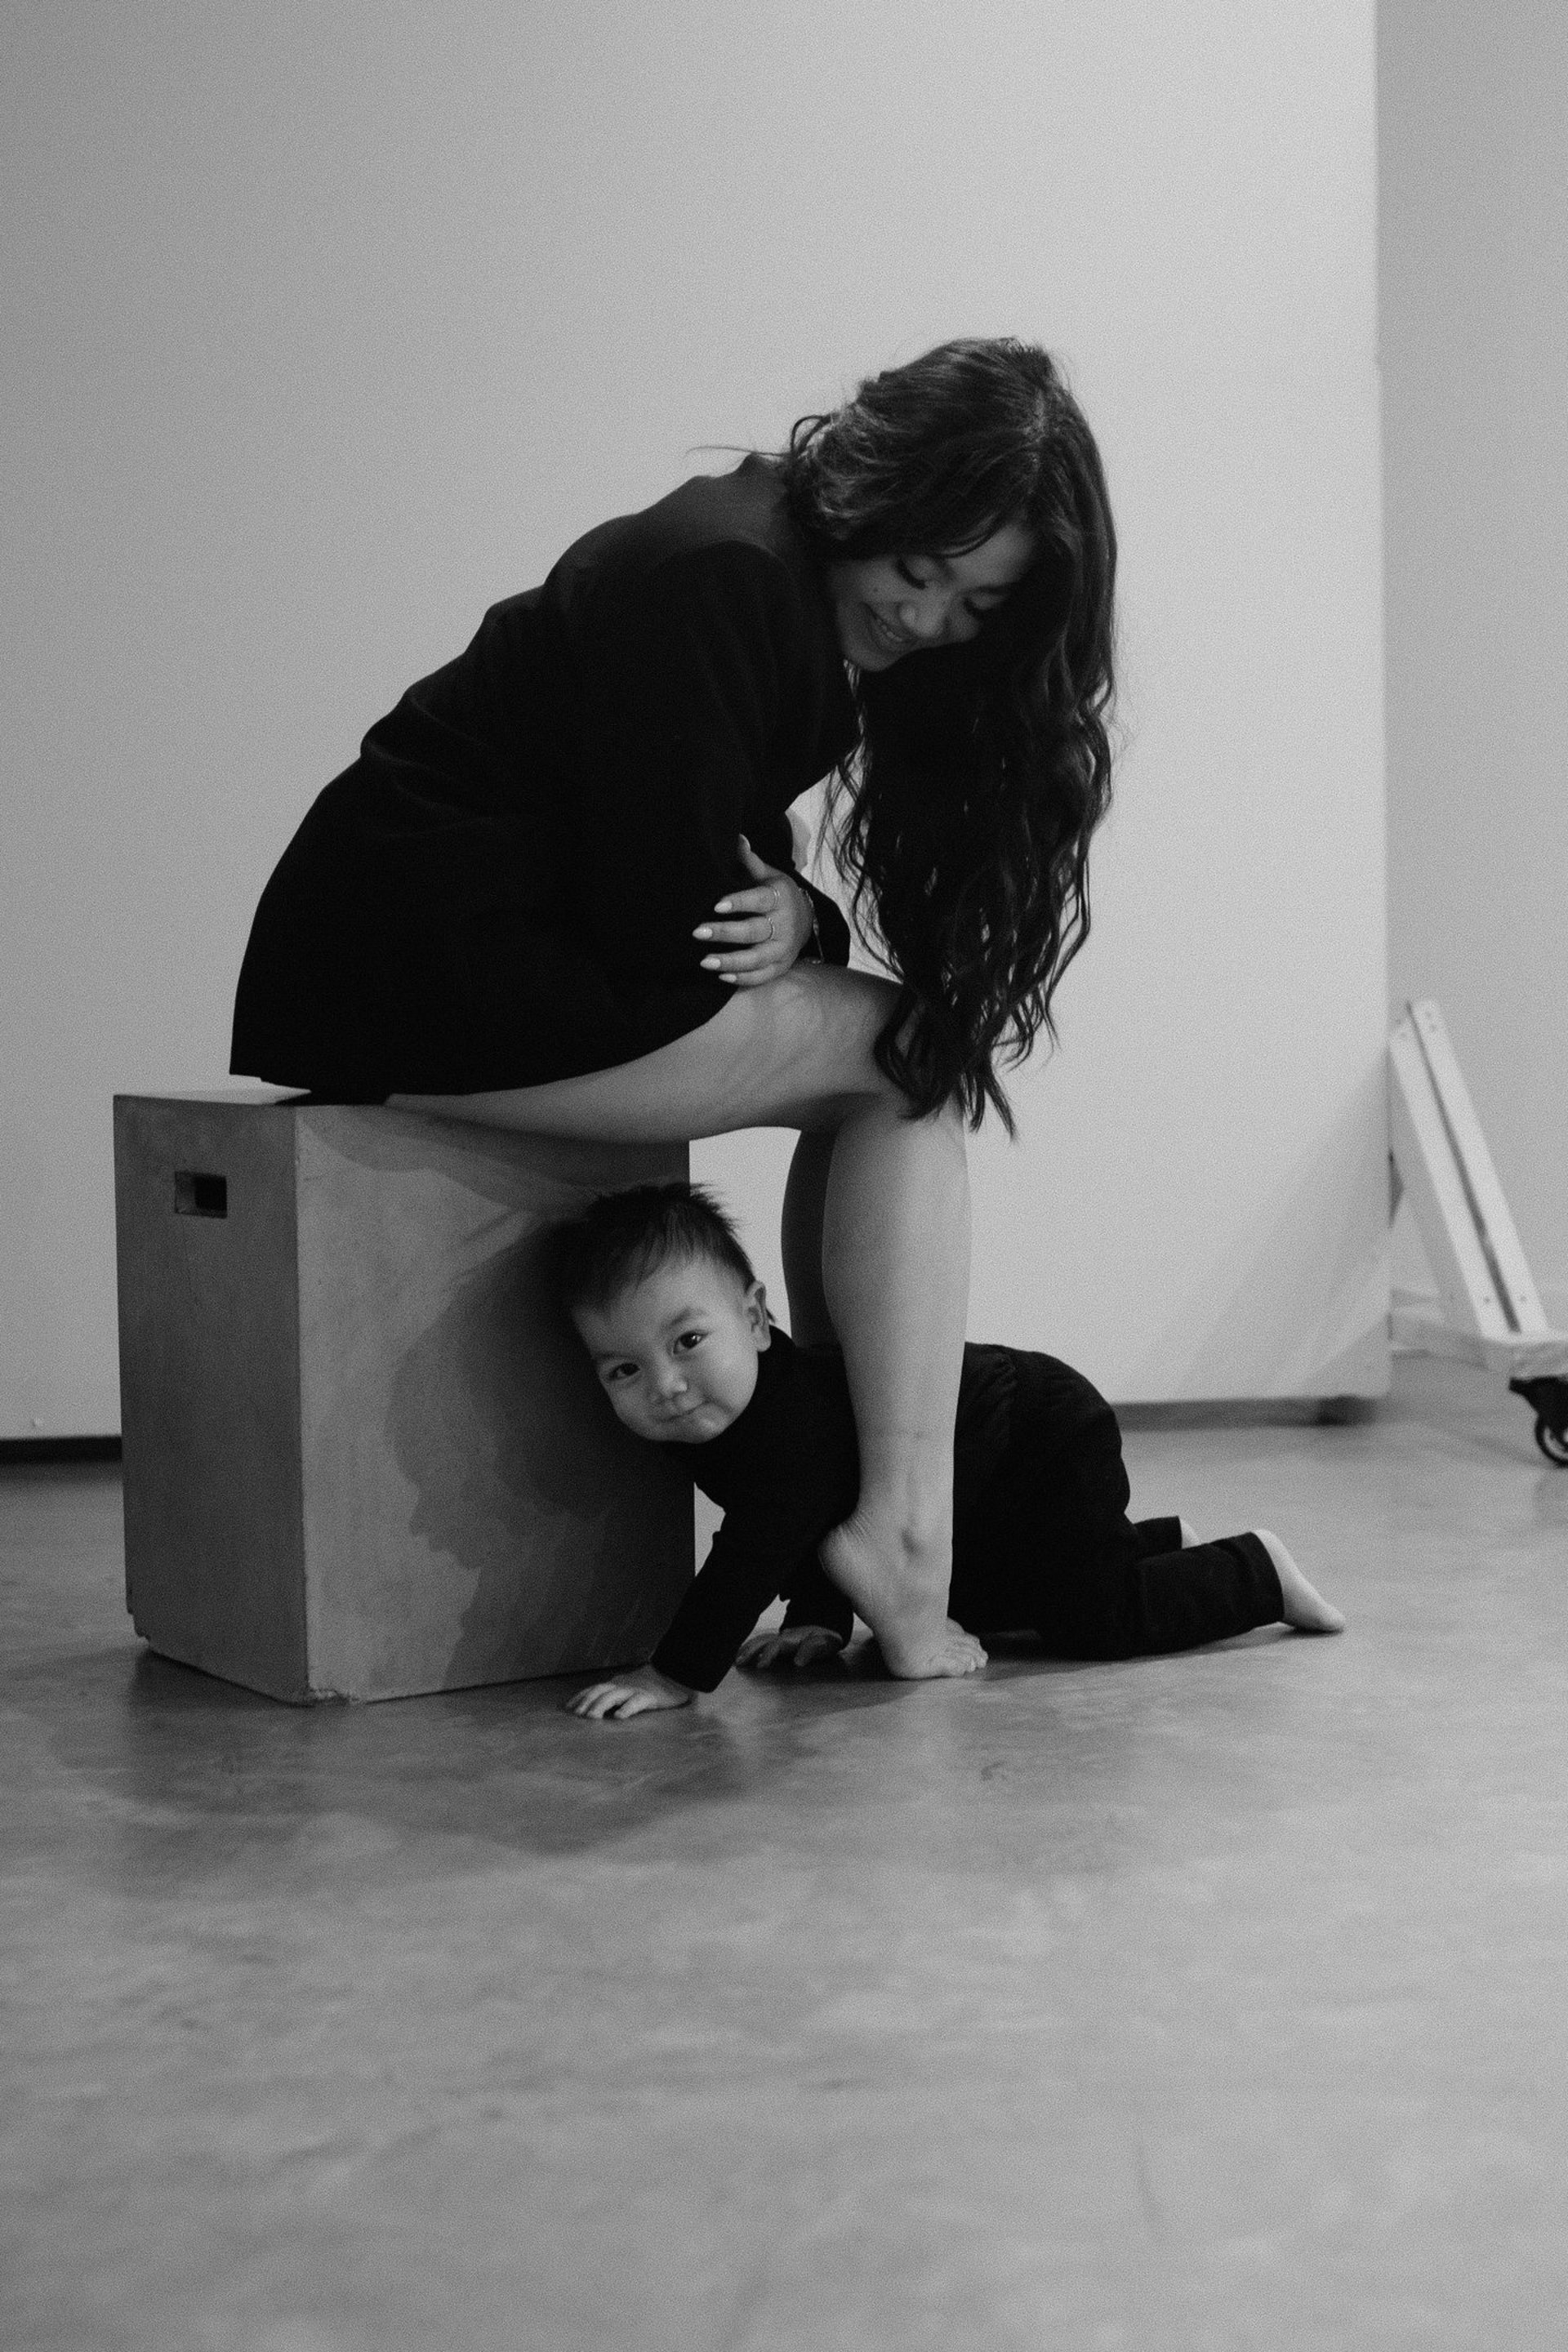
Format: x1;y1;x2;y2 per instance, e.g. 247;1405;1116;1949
550;1182;758;1318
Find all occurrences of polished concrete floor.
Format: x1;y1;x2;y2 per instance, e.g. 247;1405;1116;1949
4;1354;1568;2351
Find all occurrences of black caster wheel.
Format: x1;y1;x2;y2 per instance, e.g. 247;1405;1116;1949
1508;1376;1568;1467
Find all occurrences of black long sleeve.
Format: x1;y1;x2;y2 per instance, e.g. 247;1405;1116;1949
569;543;812;1008
651;1335;859;1691
648;1336;1025;1690
231;457;858;1095
644;1336;1290;1693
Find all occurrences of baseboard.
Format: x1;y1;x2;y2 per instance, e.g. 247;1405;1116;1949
0;1435;122;1465
1115;1396;1379;1430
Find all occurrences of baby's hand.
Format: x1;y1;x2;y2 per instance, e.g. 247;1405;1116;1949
737;1625;847;1673
566;1665;695;1722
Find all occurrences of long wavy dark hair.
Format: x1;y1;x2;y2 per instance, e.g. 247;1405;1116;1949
777;338;1117;1132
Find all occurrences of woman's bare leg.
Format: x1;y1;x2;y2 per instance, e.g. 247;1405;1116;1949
780;1114;976;1666
813;1095;976;1673
390;967;981;1677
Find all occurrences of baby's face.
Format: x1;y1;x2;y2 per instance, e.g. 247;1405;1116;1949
573;1255;770;1445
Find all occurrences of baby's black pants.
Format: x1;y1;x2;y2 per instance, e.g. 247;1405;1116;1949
949;1352;1283;1657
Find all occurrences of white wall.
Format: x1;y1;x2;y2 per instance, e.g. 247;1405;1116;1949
702;8;1390;1401
2;0;1387;1434
1380;0;1568;1324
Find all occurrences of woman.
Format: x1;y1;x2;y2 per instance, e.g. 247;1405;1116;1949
231;337;1117;1680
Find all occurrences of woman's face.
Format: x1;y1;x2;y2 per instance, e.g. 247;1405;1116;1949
827;518;1036;670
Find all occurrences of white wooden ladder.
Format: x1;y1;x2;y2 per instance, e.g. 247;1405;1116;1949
1388;1000;1568;1463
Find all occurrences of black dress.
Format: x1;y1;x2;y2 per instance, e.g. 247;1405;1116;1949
229;457;860;1096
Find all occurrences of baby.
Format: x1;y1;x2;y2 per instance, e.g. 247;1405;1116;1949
555;1183;1343;1722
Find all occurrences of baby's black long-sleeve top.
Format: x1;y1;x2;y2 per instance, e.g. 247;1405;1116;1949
647;1329;1290;1690
650;1327;1017;1692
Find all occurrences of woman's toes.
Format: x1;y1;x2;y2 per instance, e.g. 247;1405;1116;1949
878;1624;988;1680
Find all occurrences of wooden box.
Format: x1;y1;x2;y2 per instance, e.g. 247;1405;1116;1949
112;1094;692;1702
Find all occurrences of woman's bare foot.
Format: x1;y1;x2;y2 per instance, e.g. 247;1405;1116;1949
871;1619;988;1678
819;1513;987;1678
1254;1529;1346;1633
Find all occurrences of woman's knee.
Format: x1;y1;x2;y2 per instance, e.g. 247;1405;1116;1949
792;972;973;1143
760;965;909;1120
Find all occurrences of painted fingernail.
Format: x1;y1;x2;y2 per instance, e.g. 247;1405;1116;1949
693;925;711;938
714;901;732;915
700;956;719;969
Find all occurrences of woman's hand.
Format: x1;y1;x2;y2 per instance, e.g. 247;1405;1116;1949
693;835;816;987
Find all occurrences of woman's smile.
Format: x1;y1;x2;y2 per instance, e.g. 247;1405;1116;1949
864;606;916;654
829;520;1037;671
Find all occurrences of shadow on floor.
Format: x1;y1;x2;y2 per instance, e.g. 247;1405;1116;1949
5;1606;1303;1906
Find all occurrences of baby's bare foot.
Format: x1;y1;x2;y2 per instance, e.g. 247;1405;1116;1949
819;1516;984;1679
1254;1529;1345;1633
